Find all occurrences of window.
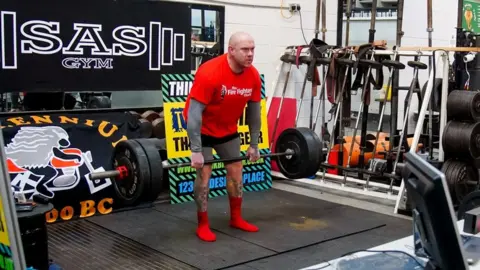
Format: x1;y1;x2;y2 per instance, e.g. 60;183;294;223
190;4;225;71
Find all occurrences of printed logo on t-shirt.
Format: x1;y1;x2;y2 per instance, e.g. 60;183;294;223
221;85;253;98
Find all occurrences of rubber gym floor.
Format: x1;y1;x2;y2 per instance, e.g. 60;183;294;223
46;180;411;270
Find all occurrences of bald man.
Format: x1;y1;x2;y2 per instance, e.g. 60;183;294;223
183;32;262;242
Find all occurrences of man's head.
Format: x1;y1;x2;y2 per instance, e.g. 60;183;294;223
227;32;255;70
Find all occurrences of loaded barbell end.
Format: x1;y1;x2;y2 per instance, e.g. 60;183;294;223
89;166;128;181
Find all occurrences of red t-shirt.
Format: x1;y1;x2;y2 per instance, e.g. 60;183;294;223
183;54;262;138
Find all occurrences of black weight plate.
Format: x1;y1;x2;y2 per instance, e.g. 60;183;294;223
112;140;148;206
129;111;142;119
150;138;166;150
88;96;111;108
275;127;323;179
133;139;164;202
442;120;480;159
442;159;479;205
447;90;480;122
454;161;479;204
142;110;161;122
152;118;166;139
441;159;456;198
135;138;166;150
138;119;153;138
449;161;464;204
136;138;168;190
457;190;480;220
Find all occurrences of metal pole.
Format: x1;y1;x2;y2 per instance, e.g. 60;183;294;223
427;0;434;161
345;0;351;46
390;0;404;173
337;0;345;46
396;0;405;46
315;0;321;39
368;0;378;43
0;127;27;269
321;0;327;41
458;0;465;28
358;0;378;178
438;53;450;162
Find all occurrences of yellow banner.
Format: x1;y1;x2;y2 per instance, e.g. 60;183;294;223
164;100;270;159
0;197;10;246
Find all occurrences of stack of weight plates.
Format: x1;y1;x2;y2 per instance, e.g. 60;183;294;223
19;213;49;269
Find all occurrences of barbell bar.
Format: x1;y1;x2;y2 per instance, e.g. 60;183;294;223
89;149;295;180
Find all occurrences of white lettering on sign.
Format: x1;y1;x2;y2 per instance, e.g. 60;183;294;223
62;23;113;56
20;20;63;55
0;11;187;70
62;58;113;69
112;26;148;57
169;81;192;96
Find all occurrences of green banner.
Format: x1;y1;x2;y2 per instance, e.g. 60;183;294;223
463;0;480;33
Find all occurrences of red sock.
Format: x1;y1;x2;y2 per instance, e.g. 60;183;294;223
196;211;216;242
229;197;259;232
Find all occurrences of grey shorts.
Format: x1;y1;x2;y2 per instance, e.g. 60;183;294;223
201;133;241;162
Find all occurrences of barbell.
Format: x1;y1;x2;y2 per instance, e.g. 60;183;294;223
88;127;324;206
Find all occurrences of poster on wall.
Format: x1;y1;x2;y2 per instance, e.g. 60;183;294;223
0;0;191;91
462;0;480;33
0;112;141;223
161;73;272;204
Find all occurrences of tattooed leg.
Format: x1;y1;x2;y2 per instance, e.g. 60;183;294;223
226;161;243;198
194;165;211;212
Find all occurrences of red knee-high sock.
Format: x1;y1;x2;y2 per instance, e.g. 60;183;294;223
196;211;216;242
229;197;259;232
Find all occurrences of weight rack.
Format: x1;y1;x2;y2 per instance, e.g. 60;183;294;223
270;46;480;214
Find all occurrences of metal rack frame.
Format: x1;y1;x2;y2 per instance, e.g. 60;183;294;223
269;47;477;213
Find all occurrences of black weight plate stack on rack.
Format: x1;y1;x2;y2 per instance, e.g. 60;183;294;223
442;90;480;207
18;208;50;270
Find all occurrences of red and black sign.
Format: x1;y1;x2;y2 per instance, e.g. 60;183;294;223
0;112;142;223
0;0;191;92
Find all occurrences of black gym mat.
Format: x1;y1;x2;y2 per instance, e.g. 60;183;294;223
88;208;275;270
154;189;391;252
48;219;195;270
227;218;412;270
86;189;397;270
